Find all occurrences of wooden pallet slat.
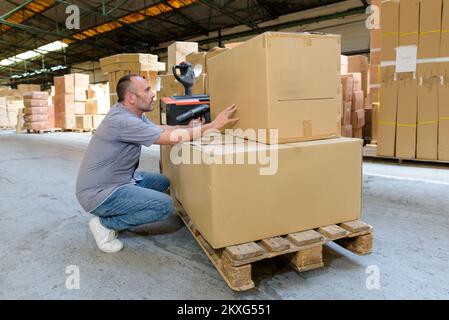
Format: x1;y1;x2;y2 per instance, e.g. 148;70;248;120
225;242;265;261
317;225;350;240
287;230;323;247
339;220;371;234
260;237;290;252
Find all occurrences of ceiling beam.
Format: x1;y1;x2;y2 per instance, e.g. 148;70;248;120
197;0;259;30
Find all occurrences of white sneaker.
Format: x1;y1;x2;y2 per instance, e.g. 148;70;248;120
89;217;123;253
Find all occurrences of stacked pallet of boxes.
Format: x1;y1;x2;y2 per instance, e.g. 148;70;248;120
0;87;26;128
340;55;369;139
99;53;165;124
377;0;449;161
86;84;110;129
72;73;92;131
54;74;75;130
23;91;53;131
161;32;363;249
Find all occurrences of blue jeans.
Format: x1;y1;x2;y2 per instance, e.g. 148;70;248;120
90;171;173;231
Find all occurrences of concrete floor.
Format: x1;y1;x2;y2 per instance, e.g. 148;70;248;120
1;129;448;300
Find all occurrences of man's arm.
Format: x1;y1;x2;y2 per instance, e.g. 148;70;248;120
155;105;238;145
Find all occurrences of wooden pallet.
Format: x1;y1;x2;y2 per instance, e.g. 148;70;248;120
63;128;93;133
174;200;373;291
26;128;63;134
364;144;449;165
0;126;14;130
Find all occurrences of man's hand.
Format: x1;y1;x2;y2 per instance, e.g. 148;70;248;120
212;104;239;131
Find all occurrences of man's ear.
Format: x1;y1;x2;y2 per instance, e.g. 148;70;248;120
127;91;135;104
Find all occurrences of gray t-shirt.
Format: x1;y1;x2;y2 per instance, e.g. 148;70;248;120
76;103;163;212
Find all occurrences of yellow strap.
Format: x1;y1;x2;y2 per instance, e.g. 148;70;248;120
418;120;438;125
442;29;449;34
397;123;417;127
420;30;441;35
379;121;396;126
440;116;449;120
400;32;418;37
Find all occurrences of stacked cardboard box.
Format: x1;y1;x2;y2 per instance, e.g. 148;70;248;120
341;55;369;139
17;84;41;96
86;83;110;129
54;74;75;129
23;91;52;131
99;53;165;108
0;97;9;127
0;88;25;127
376;0;449;160
161;32;363;248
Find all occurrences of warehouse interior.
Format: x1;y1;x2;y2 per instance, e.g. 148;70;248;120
1;0;448;300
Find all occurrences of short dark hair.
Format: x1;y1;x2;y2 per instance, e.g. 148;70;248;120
116;74;139;102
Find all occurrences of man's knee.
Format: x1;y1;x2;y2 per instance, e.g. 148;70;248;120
158;193;173;219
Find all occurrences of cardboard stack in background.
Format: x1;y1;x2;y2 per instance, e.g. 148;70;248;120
157;44;226;125
23;91;52;131
376;0;448;161
0;87;26;128
161;32;363;249
99;53;165;124
340;55;368;139
86;83;110;129
54;74;76;129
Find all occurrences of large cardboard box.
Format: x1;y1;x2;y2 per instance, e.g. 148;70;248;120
417;77;439;159
380;0;399;62
341;75;354;101
54;94;75;114
377;80;398;156
164;136;362;248
398;0;420;80
347;55;370;96
75;115;93;129
54;74;74;94
395;79;418;158
399;0;420;47
74;73;89;88
418;0;443;59
439;76;449;160
24;99;48;108
418;0;443;77
341;101;352;125
208;32;341;144
352;91;364;110
186;50;229;75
